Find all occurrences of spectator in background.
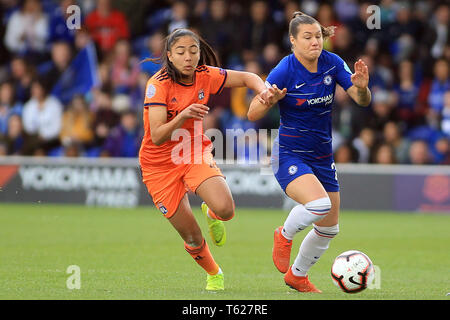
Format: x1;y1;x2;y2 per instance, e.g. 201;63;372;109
387;3;421;63
103;110;142;158
277;0;300;53
432;136;450;164
139;30;164;77
346;2;381;53
333;0;360;24
87;89;120;156
198;0;234;66
4;113;32;155
0;140;7;156
373;142;397;164
9;57;34;104
428;58;450;128
110;39;140;96
441;91;450;136
259;43;282;75
22;79;63;155
334;142;358;163
39;41;73;89
352;127;376;163
59;94;94;151
382;121;410;164
166;1;190;34
48;0;77;44
0;81;22;136
393;59;422;128
74;27;92;51
408;139;432;165
332;85;368;141
230;60;264;121
429;3;449;59
241;0;278;62
315;2;340;51
332;25;356;63
365;90;397;132
85;0;130;57
4;0;49;61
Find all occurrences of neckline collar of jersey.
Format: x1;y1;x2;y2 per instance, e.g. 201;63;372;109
176;73;196;86
291;51;324;75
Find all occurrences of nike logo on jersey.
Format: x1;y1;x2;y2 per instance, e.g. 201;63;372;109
295;83;306;89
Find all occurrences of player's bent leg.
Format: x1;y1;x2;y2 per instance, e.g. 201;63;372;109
283;174;331;238
288;192;340;290
273;174;331;273
201;202;226;247
196;176;235;221
314;191;340;227
168;194;223;288
168;194;204;247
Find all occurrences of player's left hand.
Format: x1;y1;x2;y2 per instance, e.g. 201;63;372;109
351;59;369;89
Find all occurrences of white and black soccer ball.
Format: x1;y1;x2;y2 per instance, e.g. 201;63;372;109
331;250;375;293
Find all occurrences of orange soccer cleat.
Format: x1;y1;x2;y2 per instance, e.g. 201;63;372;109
284;267;322;293
272;226;293;273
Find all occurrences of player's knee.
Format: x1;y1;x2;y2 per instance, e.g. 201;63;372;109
305;196;332;218
184;234;204;248
214;201;235;221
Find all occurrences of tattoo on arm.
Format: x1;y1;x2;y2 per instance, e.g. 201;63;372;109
357;87;371;106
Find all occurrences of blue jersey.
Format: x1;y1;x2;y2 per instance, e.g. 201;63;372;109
266;50;353;162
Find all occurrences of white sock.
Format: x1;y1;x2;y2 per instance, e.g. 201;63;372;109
281;197;332;240
292;224;339;277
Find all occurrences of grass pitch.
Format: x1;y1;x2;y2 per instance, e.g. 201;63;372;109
0;203;449;300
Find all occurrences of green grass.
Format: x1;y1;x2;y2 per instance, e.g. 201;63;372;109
0;203;449;300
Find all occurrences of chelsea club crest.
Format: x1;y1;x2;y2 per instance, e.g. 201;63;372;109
288;165;298;175
323;75;332;85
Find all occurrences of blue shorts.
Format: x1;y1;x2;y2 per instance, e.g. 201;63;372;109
272;152;339;193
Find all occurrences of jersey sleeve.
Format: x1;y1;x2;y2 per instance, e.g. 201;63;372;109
143;79;168;109
333;54;353;91
207;66;228;95
265;60;287;90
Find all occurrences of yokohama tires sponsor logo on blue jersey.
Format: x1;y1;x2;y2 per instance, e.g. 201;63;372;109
307;93;334;106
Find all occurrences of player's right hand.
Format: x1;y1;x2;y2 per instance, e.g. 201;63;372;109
180;104;210;120
261;84;287;106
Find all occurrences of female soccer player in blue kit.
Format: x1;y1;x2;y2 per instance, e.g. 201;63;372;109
248;11;371;293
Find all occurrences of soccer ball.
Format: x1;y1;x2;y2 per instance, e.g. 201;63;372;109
331;250;375;293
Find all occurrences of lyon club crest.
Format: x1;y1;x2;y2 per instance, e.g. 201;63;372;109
157;202;168;215
198;89;205;100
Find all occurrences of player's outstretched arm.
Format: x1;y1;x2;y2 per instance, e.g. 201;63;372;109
247;84;287;121
346;59;371;107
223;69;267;95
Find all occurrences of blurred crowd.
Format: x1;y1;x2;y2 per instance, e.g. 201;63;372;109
0;0;448;165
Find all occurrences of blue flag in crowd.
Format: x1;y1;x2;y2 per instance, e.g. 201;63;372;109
51;42;99;105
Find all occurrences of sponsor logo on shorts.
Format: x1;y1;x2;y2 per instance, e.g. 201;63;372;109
157;202;168;215
288;165;298;175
